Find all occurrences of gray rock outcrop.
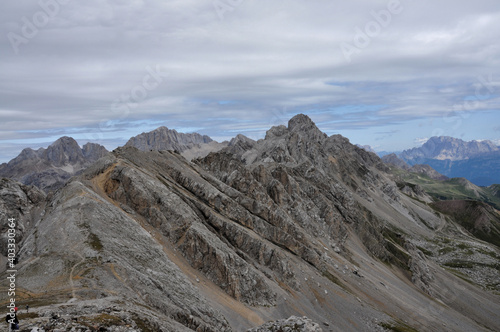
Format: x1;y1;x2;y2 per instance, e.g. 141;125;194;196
0;178;45;265
125;126;213;152
247;316;323;332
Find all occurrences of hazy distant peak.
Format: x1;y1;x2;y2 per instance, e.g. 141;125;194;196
402;136;499;161
0;136;108;192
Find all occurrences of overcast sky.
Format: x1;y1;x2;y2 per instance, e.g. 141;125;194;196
1;0;499;162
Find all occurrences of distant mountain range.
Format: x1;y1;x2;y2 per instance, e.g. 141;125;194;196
399;137;500;186
400;136;499;161
360;137;500;186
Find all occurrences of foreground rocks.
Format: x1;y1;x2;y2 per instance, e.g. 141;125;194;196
247;316;323;332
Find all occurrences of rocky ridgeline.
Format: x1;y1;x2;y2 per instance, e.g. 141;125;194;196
1;115;499;331
125;126;213;153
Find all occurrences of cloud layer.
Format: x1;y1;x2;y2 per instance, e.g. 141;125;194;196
1;0;499;162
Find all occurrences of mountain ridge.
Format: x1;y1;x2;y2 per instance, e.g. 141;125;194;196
396;136;500;186
0;115;499;331
401;136;499;162
125;126;214;151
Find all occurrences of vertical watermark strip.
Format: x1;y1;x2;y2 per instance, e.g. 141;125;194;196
6;218;18;322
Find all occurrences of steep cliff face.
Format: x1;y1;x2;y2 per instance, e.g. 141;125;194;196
1;115;499;331
0;178;45;261
0;137;108;192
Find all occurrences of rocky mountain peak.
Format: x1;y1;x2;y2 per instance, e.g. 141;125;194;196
0;137;108;192
44;136;84;166
125;126;213;152
82;142;109;160
229;134;252;146
265;125;288;140
287;114;326;140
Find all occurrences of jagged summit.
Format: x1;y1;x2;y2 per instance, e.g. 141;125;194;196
288;113;327;139
45;136;87;166
0;136;108;192
288;113;316;130
264;114;327;141
228;134;254;146
125;126;213;152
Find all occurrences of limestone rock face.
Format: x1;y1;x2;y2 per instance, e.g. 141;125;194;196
0;178;45;261
17;173;232;331
0;137;108;192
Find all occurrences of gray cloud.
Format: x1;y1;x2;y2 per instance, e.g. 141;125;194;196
1;0;499;162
